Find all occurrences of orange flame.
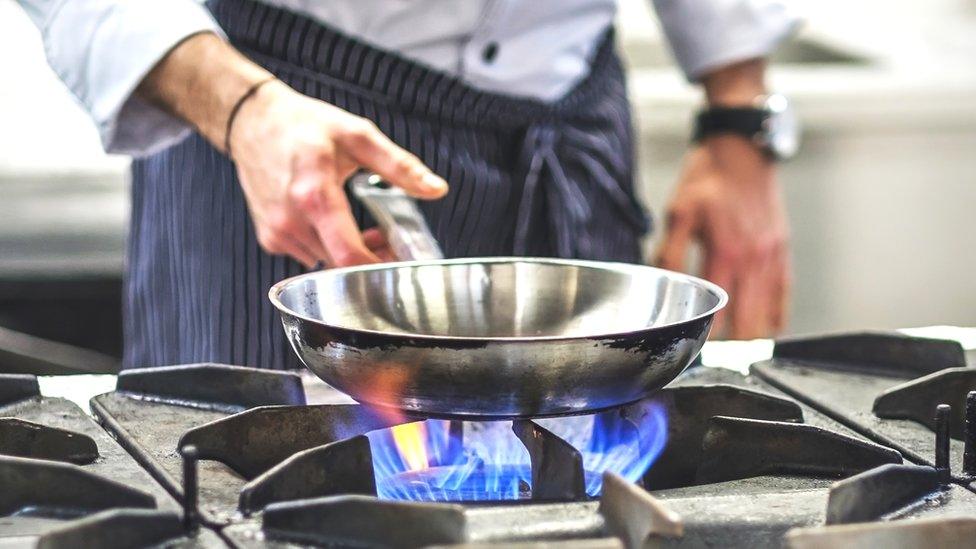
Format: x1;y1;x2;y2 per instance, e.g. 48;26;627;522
352;364;433;471
391;422;429;470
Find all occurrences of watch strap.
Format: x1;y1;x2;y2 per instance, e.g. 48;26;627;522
693;107;768;143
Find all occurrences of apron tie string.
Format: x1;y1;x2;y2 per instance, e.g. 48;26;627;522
514;124;650;258
514;125;591;257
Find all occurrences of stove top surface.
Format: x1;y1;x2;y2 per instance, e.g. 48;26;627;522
3;328;976;548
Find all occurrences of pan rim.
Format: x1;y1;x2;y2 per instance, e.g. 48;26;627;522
268;256;728;342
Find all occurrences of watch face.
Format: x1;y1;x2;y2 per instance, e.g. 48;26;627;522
764;94;800;160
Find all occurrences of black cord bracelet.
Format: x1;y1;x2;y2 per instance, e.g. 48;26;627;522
224;77;276;158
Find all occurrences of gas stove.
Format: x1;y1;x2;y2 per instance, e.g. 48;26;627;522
2;330;976;548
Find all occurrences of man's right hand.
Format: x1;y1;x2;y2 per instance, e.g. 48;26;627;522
227;80;448;268
137;33;447;268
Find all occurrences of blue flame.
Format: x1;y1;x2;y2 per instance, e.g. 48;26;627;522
537;402;669;495
366;420;530;501
366;403;668;501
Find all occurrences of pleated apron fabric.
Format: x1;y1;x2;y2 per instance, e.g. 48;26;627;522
124;0;652;370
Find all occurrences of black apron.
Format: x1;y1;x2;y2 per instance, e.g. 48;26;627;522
124;0;651;370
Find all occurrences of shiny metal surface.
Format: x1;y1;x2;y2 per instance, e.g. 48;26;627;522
349;172;444;261
270;258;726;418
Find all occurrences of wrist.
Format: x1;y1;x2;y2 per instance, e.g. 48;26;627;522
226;80;292;153
137;32;273;150
694;93;799;162
702;58;767;107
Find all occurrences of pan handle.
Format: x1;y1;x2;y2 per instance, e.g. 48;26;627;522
348;172;445;261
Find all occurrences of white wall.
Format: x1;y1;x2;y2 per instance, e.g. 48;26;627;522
0;1;128;277
618;0;976;333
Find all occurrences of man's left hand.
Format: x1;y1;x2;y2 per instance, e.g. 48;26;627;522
655;135;791;339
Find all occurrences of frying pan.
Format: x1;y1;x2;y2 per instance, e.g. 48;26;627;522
269;173;727;418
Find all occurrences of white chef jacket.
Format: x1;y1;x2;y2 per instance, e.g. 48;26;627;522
16;0;800;155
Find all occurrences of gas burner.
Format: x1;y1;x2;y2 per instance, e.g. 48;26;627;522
86;354;934;546
123;364;891;508
366;406;668;502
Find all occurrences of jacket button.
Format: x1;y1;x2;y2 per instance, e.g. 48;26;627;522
482;42;499;63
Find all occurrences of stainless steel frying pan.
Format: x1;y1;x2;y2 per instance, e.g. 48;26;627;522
269;173;727;418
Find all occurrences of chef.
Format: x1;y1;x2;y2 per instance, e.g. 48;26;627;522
18;0;800;370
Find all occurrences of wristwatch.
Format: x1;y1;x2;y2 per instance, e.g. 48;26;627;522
693;93;799;161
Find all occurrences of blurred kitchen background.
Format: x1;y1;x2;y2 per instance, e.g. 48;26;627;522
1;0;975;371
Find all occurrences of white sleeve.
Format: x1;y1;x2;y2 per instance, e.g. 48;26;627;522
651;0;802;81
17;0;222;156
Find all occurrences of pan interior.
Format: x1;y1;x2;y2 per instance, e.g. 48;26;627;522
277;260;723;339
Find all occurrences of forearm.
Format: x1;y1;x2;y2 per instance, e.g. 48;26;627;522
136;32;273;152
701;58;767;107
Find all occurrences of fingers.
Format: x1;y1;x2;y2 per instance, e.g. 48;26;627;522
769;245;792;332
336;120;448;199
283;129;422;268
294;222;330;264
363;227;396;262
313;179;381;267
239;96;446;268
295;119;445;266
254;217;320;269
706;239;789;340
744;240;790;337
653;142;790;340
729;257;771;340
362;227;387;250
257;232;318;269
371;245;396;263
289;161;380;267
289;236;324;269
261;221;394;268
701;255;734;338
657;204;789;340
655;208;695;272
251;178;330;268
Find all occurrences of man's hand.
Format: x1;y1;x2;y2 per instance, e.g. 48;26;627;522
656;137;791;339
228;81;447;267
137;33;447;268
655;58;791;339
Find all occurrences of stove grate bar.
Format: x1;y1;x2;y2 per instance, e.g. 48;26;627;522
32;509;227;549
238;434;376;513
0;455;157;518
177;404;407;479
512;419;586;501
0;417;98;464
0;373;40;406
750;359;932;466
773;331;965;377
825;463;941;525
261;495;467;547
115;363;306;412
695;416;902;484
874;367;976;440
623;384;804;490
